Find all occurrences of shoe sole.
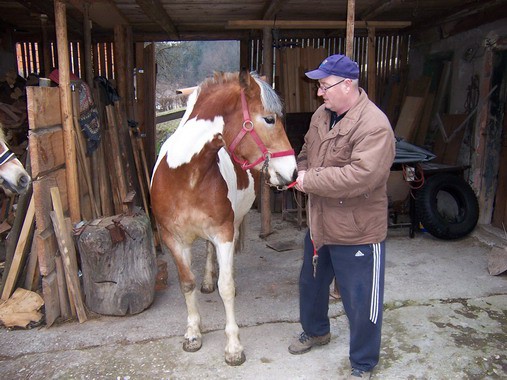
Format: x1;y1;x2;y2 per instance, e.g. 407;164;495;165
288;336;331;355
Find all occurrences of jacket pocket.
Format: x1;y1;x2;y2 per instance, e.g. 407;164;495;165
325;143;351;166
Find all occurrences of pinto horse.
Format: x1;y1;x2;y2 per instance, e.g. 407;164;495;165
150;70;297;366
0;128;30;195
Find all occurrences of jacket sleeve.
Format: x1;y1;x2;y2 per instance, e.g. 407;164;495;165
297;137;308;171
303;126;395;199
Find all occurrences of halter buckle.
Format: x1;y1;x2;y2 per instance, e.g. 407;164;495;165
242;120;254;131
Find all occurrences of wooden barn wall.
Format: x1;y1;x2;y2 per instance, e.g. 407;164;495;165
15;41;115;80
249;34;409;116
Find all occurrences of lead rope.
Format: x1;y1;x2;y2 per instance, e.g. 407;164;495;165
307;195;318;278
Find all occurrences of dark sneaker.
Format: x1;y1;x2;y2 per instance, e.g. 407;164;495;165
347;368;372;379
288;331;331;355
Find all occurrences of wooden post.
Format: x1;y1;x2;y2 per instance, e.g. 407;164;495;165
143;43;156;174
367;27;376;102
40;14;52;76
54;0;80;223
260;27;273;238
83;1;94;88
346;0;355;57
114;25;127;104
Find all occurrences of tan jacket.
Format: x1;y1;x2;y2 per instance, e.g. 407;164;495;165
298;89;395;248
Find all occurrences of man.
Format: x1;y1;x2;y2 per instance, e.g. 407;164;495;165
288;54;395;379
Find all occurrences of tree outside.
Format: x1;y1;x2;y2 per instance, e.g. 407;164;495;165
155;41;240;150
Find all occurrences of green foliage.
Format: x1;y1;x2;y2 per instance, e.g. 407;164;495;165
156;41;240;89
155;41;240;150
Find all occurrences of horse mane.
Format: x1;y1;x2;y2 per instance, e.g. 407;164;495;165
0;124;5;143
198;71;283;117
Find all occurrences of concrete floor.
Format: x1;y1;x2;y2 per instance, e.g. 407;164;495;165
0;211;506;379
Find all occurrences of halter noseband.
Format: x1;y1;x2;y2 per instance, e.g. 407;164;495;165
0;149;15;166
228;89;295;171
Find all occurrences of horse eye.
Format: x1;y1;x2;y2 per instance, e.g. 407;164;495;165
263;116;275;124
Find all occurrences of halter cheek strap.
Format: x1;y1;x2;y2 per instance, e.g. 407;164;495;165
228;89;295;171
0;149;15;166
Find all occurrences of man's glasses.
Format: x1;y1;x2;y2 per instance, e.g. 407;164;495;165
315;79;345;92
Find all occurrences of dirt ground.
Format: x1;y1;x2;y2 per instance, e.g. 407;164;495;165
0;210;506;379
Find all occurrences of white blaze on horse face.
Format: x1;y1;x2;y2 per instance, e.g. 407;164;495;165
217;148;255;227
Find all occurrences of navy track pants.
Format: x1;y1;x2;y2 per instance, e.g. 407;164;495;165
299;231;385;371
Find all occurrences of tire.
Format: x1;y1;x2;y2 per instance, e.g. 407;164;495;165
415;173;479;240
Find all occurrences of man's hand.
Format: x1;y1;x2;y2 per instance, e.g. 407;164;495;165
295;170;306;193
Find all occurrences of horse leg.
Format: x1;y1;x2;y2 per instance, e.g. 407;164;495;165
162;235;203;352
214;240;246;366
201;240;217;294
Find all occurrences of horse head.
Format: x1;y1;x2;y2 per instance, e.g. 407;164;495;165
224;69;297;188
0;130;31;195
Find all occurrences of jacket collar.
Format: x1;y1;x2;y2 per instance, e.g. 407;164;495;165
318;89;369;140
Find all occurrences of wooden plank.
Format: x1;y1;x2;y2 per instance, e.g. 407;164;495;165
394;96;424;142
26;87;62;129
33;168;68;277
50;187;87;323
105;105;128;213
55;255;72;319
367;27;376;103
1;195;35;301
71;88;99;218
41;271;60;327
55;0;81;223
23;235;39;291
432;114;467;165
28;127;65;178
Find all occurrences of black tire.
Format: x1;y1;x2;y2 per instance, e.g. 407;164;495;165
415;173;479;240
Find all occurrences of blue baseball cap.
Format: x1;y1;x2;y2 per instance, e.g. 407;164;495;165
305;54;359;80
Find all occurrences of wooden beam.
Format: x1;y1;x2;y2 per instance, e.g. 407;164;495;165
261;0;287;20
346;0;355;57
360;0;403;20
135;0;179;40
55;0;81;223
16;0;83;36
227;20;411;30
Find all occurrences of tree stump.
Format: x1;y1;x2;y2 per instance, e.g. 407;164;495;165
76;211;157;315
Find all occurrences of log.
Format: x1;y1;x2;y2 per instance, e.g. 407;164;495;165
76;211;157;316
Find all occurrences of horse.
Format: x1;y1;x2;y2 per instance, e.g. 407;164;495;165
0;127;31;195
150;69;297;366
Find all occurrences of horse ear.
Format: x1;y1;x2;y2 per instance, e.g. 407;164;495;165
239;68;251;89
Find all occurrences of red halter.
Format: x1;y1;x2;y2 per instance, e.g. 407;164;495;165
228;89;295;171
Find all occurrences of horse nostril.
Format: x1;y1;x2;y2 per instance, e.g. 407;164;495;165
18;175;31;188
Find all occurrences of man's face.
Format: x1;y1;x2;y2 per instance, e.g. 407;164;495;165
316;76;349;113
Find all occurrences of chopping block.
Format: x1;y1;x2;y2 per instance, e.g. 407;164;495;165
76;210;157;315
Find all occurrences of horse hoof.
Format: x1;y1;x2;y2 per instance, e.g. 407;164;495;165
183;337;202;352
225;352;246;366
200;284;215;294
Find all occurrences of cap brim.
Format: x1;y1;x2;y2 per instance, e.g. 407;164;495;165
305;69;330;80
